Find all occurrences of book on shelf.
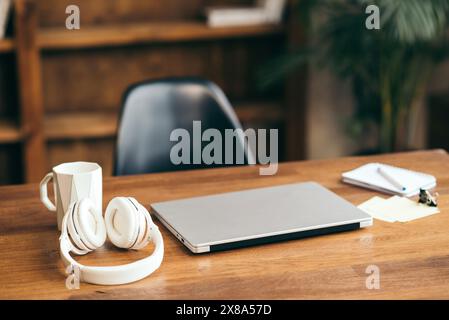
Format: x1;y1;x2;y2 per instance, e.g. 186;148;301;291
206;0;286;28
258;0;286;23
206;7;270;28
0;0;12;39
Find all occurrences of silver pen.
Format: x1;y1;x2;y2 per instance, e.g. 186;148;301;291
378;166;407;191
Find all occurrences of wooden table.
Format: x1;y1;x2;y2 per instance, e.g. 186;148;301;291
1;150;449;299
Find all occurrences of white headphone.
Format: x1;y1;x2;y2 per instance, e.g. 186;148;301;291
59;197;164;285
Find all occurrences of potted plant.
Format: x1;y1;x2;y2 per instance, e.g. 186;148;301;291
261;0;449;153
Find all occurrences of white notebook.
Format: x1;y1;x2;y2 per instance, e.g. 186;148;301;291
342;163;436;197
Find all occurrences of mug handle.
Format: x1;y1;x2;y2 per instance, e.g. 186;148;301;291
40;173;56;212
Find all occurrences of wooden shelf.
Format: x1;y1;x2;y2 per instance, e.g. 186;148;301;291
0;119;22;143
44;112;118;141
38;21;285;50
43;102;282;141
236;101;284;124
0;39;15;53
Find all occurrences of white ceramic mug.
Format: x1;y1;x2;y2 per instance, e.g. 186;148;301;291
40;162;102;230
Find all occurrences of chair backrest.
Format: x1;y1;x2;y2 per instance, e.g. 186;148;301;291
114;77;255;176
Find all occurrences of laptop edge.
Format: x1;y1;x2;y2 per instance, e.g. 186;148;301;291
152;208;372;254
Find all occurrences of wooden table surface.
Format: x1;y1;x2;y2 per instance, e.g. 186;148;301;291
1;150;449;299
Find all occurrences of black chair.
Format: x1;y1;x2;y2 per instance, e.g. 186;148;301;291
114;77;255;176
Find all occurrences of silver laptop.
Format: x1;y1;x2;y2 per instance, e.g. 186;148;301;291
151;182;373;253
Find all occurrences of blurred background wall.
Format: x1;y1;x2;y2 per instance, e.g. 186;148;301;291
308;60;449;159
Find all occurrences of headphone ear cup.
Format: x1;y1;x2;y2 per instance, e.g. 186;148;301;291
105;197;139;249
129;202;146;249
65;198;106;254
66;201;92;253
130;203;153;250
76;198;107;249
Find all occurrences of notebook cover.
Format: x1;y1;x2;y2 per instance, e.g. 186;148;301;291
341;163;436;196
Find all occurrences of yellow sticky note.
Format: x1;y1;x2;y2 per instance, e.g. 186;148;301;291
358;195;439;223
358;196;396;222
383;196;439;222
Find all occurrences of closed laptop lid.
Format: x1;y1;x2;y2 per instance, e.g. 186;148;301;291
151;182;372;248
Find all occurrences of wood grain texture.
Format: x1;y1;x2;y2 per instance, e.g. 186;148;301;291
46;139;115;176
15;0;46;182
1;150;449;299
38;22;285;50
43;103;284;142
0;39;15;53
44;112;118;140
0;119;22;143
37;0;253;27
41;38;284;113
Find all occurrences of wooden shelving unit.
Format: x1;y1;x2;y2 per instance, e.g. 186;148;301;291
38;22;284;50
0;119;22;143
236;102;284;124
44;112;117;140
0;0;306;184
43;102;283;141
0;39;15;52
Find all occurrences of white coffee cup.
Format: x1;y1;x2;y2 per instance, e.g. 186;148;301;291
40;162;102;230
